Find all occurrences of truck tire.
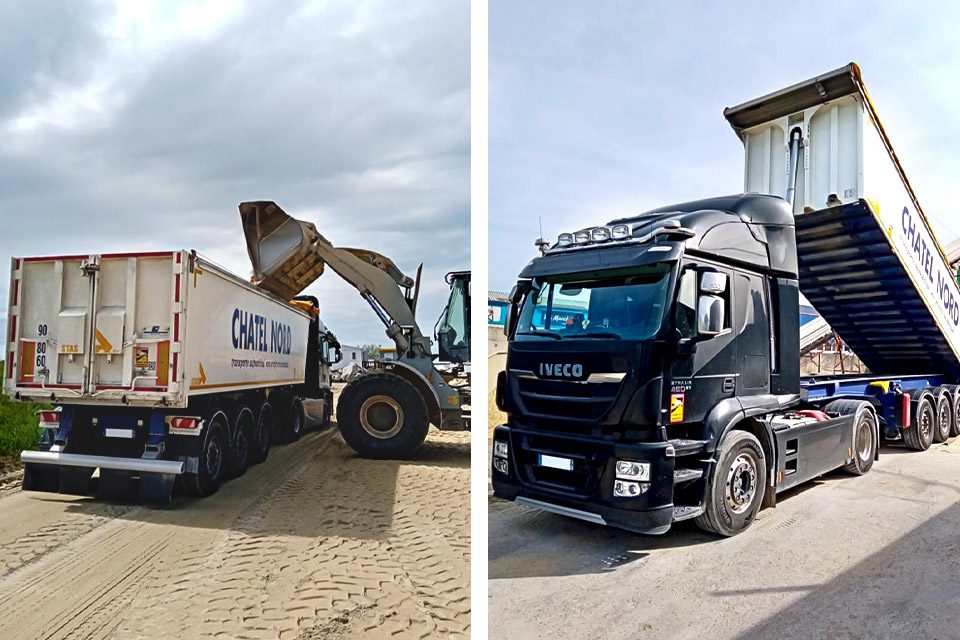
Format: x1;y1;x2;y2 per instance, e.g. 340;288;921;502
904;395;935;451
250;402;272;464
824;400;878;475
941;385;960;437
695;430;766;537
228;407;254;477
285;398;306;442
933;388;954;443
337;373;429;459
182;414;227;497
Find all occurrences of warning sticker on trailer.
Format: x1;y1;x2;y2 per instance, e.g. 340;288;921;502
135;347;149;368
669;393;685;423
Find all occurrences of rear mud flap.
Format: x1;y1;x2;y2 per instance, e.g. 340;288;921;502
58;466;95;496
137;473;176;507
22;463;60;493
96;469;138;503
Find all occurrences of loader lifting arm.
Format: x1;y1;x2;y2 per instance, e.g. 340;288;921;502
238;201;469;459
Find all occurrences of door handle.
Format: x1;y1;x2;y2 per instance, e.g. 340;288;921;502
722;377;735;393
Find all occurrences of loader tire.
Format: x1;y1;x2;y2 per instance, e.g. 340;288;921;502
182;414;227;497
904;396;935;451
695;430;766;537
337;373;429;459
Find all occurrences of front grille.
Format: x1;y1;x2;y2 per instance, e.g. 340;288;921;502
513;430;612;498
515;377;621;424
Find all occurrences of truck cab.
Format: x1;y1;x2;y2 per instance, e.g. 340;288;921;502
492;195;883;536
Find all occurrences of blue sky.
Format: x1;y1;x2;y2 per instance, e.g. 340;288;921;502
489;1;960;290
0;0;468;349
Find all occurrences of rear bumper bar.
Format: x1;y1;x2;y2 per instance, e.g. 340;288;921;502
21;451;184;475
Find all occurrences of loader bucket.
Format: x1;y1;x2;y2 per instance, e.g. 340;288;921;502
239;200;325;300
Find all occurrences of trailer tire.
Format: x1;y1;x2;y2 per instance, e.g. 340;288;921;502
933;388;953;443
250;402;272;464
904;396;935;451
825;400;878;475
337;373;429;459
228;407;254;477
182;415;227;497
942;385;960;437
695;430;766;537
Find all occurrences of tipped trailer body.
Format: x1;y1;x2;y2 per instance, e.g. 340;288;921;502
492;63;960;536
5;250;337;504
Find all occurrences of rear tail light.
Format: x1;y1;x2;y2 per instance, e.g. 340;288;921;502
169;416;201;430
38;411;60;429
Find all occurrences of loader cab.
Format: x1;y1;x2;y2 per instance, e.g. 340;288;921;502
436;270;471;364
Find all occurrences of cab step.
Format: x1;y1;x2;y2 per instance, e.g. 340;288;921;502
672;505;704;521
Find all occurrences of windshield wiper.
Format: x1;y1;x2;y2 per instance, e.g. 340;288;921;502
568;332;623;340
516;329;563;340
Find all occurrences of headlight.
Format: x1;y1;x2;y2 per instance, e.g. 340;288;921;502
494;440;509;458
616;460;650;481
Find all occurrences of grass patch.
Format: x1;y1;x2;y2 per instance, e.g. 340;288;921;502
0;362;44;457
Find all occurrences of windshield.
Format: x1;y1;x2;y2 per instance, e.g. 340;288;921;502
515;264;672;341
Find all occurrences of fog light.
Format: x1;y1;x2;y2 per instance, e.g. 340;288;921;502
494;440;508;458
493;457;508;475
556;233;574;247
616;460;651;481
573;229;591;244
610;224;630;239
591;227;611;242
614;480;650;497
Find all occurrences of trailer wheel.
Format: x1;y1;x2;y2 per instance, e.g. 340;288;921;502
695;430;766;537
904;396;935;451
182;415;227;497
825;400;878;475
933;389;953;443
943;385;960;437
228;408;254;477
337;373;429;459
250;402;272;464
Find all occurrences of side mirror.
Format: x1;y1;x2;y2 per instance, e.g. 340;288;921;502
504;304;515;337
698;295;726;335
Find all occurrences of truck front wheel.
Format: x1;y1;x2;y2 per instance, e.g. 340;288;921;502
182;415;227;497
337;373;429;459
695;430;766;537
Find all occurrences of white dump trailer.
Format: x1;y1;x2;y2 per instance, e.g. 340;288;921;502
5;250;339;503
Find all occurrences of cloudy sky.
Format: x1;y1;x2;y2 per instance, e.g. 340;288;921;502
490;1;960;290
0;0;469;349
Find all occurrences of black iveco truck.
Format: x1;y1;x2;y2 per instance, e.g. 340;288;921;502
492;194;958;536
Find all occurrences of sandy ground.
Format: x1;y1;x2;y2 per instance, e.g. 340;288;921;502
0;422;469;639
489;437;960;640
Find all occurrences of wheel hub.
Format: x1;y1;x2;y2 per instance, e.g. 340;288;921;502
206;439;221;476
725;454;757;514
360;395;404;439
857;421;872;459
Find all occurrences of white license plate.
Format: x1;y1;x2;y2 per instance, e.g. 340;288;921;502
104;428;135;439
538;454;573;471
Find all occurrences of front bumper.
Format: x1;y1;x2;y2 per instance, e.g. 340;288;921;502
491;424;676;535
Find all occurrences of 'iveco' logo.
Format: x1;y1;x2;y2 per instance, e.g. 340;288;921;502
539;363;583;378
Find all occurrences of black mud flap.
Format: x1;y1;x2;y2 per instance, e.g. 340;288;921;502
58;466;95;496
97;469;138;503
22;463;60;493
138;473;176;507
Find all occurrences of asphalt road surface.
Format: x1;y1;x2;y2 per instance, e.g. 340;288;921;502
489;438;960;639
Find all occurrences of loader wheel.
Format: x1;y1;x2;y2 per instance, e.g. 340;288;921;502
182;415;227;497
250;402;272;464
228;408;254;477
933;389;953;443
695;430;766;537
337;373;429;459
825;400;878;475
904;396;935;451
